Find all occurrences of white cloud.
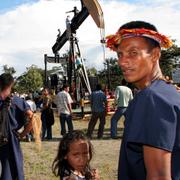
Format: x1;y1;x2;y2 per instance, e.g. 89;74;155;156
0;0;180;76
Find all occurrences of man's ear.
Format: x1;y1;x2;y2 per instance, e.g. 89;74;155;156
151;47;161;63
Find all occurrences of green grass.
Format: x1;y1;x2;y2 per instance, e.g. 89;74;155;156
22;113;124;180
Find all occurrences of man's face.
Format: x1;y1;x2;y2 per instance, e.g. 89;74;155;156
65;87;70;92
0;83;13;100
117;36;158;88
43;89;48;96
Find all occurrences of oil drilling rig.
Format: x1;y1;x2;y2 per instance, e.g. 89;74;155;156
44;0;105;102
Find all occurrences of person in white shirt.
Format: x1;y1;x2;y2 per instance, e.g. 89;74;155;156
110;79;133;139
26;96;36;113
56;84;74;136
25;96;37;141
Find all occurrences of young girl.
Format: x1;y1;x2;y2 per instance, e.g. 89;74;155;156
52;130;100;180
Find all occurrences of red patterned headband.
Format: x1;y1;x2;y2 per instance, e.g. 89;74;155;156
106;28;173;51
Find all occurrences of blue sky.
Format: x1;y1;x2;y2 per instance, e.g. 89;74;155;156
0;0;180;76
0;0;138;10
0;0;39;13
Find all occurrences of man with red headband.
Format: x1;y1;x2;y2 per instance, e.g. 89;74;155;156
106;21;180;180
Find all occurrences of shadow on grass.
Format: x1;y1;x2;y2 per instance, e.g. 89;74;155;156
78;127;124;140
37;127;124;142
43;137;62;142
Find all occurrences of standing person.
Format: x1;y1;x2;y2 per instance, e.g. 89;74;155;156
110;79;133;139
80;88;86;120
26;96;36;113
41;88;54;140
25;96;37;142
52;130;100;180
0;73;33;180
106;21;180;179
104;86;110;113
87;84;107;139
56;84;73;136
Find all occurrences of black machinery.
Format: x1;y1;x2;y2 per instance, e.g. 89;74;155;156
45;0;105;101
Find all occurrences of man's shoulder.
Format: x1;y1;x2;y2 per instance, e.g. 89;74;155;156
149;80;178;94
93;90;105;96
141;80;180;105
116;86;132;92
11;95;30;110
12;95;24;104
58;91;65;95
98;90;105;94
26;100;33;104
57;91;69;98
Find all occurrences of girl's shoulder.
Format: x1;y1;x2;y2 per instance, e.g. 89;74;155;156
63;171;86;180
62;175;85;180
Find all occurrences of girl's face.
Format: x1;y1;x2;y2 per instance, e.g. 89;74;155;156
65;140;90;173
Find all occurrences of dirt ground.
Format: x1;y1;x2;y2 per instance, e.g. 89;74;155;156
22;113;124;180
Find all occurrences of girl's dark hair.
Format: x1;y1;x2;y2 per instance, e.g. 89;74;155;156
0;73;14;92
119;20;160;50
52;130;93;180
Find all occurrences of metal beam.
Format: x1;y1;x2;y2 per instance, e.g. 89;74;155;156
52;6;89;54
44;54;67;64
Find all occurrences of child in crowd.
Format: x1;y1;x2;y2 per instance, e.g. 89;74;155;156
52;130;100;180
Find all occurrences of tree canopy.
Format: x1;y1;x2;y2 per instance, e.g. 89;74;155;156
96;57;123;90
14;65;43;93
2;65;16;75
160;42;180;77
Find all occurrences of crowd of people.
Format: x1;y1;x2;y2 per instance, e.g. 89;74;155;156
0;20;180;180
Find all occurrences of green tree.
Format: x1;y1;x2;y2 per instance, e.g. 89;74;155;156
98;58;123;90
87;67;98;76
2;65;16;75
160;42;180;77
15;65;43;93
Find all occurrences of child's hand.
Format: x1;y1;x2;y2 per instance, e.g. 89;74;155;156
91;169;100;180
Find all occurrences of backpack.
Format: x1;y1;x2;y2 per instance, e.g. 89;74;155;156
0;97;11;147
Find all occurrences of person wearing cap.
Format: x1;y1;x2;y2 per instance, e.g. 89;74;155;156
106;21;180;180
